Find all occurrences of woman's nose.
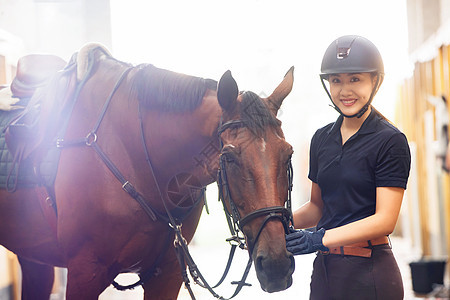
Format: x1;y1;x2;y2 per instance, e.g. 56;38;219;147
340;84;352;96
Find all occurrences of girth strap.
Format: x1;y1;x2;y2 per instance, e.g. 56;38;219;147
112;229;172;290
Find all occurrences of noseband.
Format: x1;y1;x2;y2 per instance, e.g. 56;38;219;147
217;119;294;253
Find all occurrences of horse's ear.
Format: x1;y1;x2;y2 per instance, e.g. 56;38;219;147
217;70;238;112
265;66;294;115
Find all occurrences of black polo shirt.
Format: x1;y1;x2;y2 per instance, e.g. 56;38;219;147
309;109;411;230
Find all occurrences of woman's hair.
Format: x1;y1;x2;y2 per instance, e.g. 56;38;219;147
369;72;390;122
371;106;388;121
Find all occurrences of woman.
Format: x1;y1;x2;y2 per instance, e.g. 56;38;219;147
286;35;411;299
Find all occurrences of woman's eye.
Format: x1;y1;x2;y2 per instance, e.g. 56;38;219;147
331;78;340;84
350;77;360;82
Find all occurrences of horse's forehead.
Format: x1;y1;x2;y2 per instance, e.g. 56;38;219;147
226;138;266;152
230;130;285;154
255;133;285;152
260;138;266;152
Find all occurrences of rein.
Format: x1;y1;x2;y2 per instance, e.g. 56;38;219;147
57;65;293;299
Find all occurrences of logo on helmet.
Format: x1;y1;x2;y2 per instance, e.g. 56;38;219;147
335;36;357;60
337;47;351;59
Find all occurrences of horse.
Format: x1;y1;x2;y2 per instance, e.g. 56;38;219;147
0;44;295;299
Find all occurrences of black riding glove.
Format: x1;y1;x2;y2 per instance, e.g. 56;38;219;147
285;228;329;255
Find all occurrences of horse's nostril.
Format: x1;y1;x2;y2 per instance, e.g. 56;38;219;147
288;251;295;273
256;252;294;276
256;255;264;272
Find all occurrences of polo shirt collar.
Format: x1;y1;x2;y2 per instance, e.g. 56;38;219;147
326;108;378;135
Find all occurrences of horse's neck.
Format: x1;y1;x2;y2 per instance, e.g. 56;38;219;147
142;93;222;187
192;91;222;185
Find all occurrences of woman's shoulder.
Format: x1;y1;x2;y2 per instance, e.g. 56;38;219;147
311;121;335;143
314;121;336;136
310;121;338;152
375;117;410;155
375;114;407;140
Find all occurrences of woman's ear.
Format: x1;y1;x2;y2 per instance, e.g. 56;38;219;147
373;73;384;93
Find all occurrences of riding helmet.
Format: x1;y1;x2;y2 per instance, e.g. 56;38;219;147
319;35;384;118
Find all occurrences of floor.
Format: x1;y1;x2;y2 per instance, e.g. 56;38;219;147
95;236;448;299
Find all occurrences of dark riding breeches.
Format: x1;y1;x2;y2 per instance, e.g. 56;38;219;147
309;244;404;300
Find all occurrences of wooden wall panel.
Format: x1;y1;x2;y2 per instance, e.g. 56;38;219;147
441;45;450;257
399;44;450;257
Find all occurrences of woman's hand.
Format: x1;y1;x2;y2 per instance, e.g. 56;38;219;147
285;228;329;255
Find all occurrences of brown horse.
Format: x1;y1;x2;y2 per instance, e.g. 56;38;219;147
0;45;295;299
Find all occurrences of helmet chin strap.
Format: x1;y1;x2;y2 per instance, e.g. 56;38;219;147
322;74;381;119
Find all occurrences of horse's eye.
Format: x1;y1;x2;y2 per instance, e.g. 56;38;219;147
222;152;236;163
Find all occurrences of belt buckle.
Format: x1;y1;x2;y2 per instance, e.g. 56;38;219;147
319;250;330;255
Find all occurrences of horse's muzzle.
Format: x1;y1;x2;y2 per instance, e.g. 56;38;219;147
254;249;295;293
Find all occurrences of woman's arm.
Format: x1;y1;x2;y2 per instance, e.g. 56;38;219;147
292;182;324;229
322;186;404;248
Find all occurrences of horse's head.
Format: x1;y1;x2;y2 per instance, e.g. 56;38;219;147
216;68;295;292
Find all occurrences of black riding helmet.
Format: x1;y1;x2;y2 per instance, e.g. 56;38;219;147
320;35;384;118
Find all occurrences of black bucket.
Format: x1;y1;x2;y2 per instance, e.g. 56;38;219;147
409;259;447;294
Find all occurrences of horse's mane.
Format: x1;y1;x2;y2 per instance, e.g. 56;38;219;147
128;63;278;135
239;91;280;136
130;64;217;112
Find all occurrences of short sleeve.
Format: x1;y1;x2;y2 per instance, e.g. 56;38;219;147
375;132;411;189
308;131;320;183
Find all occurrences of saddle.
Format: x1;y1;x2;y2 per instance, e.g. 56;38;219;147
10;54;67;99
2;44;110;191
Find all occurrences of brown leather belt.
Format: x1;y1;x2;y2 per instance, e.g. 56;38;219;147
320;236;390;258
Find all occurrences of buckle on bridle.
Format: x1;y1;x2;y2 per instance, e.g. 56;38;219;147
85;132;97;146
171;224;187;247
226;235;247;250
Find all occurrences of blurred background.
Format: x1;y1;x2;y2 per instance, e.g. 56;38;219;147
0;0;449;299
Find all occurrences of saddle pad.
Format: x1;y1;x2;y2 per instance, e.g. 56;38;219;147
0;110;61;189
0;110;36;188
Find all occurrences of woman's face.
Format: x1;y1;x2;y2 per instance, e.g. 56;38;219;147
328;72;376;117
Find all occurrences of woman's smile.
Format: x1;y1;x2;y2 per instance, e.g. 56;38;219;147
341;98;357;106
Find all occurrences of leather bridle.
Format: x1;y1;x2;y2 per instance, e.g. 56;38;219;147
217;118;293;254
57;64;293;299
